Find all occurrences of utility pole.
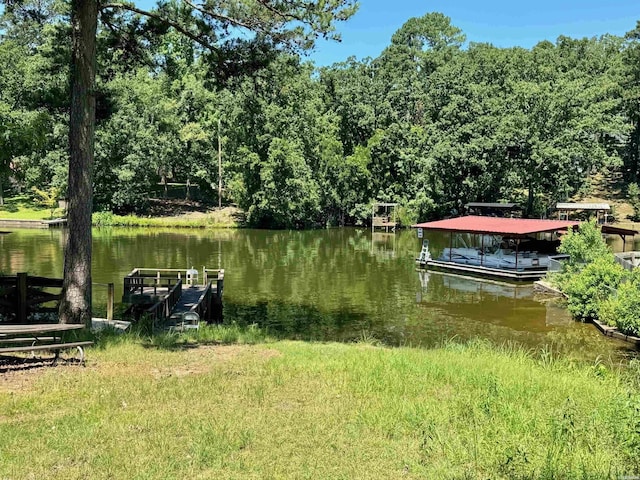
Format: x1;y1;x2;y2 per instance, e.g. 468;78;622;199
218;118;222;209
218;118;222;208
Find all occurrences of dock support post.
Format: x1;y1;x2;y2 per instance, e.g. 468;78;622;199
107;283;114;321
17;272;27;323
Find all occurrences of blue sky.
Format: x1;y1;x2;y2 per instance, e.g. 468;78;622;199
308;0;639;65
12;0;628;66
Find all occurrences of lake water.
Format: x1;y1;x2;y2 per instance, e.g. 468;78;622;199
0;227;635;361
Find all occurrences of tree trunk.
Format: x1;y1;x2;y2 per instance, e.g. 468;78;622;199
0;175;4;206
526;181;534;219
628;116;640;182
59;0;97;326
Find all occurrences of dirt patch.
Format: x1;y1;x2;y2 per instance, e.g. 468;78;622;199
146;199;245;224
575;170;635;222
0;357;82;392
149;345;281;380
146;198;210;216
0;345;281;391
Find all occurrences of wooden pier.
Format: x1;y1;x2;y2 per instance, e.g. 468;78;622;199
122;267;224;329
0;218;67;229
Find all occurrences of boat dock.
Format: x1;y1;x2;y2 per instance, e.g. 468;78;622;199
0;218;67;229
413;216;638;282
122;267;224;329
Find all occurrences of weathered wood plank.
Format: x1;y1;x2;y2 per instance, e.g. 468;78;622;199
0;341;93;354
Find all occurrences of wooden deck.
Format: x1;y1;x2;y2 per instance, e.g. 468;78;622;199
122;267;224;328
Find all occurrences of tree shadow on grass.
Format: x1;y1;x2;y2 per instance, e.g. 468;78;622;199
0;202;19;213
0;355;84;373
96;298;380;352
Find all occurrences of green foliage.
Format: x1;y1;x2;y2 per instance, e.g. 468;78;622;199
628;183;640;220
248;138;321;228
91;211;237;228
563;256;626;321
599;274;640;336
558;220;612;269
31;185;61;219
1;4;640;228
557;220;624;322
394;202;419;227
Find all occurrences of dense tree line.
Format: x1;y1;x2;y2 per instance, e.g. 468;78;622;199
2;6;640;227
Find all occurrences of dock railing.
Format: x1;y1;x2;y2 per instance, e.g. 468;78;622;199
193;281;213;320
146;280;183;325
123;268;186;297
122;267;225;324
203;268;224;321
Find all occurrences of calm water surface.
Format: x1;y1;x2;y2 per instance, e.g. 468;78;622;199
0;227;636;361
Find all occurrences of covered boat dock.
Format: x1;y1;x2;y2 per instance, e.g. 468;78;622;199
556;202;610;224
412;216;637;281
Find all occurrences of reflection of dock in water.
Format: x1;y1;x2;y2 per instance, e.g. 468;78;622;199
417;270;572;329
418;270;532;302
371;232;396;259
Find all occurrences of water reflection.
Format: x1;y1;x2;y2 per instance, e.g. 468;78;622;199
0;227;636;361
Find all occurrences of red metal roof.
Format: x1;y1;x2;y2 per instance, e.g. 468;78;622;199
412;216;580;236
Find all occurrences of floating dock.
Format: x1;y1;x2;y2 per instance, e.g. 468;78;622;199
122;267;224;329
419;259;547;281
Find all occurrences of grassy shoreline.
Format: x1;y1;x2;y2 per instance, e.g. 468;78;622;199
0;199;241;228
1;328;639;479
91;211;239;229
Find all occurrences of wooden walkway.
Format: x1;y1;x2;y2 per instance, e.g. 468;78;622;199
122;268;224;329
172;286;206;313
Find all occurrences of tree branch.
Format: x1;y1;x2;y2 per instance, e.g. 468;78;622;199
253;0;300;23
181;0;264;33
100;2;218;52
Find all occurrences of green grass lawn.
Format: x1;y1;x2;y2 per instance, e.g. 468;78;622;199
0;195;62;220
0;330;639;479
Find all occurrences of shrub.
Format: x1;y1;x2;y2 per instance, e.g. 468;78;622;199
558;219;611;270
92;211;115;226
563;256;626;321
599;280;640;336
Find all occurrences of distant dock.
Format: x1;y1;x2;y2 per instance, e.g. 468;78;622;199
0;218;67;229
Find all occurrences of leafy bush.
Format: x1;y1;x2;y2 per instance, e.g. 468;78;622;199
599;279;640;336
563;256;626;321
558;219;612;270
92;211;115;226
394;203;418;227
